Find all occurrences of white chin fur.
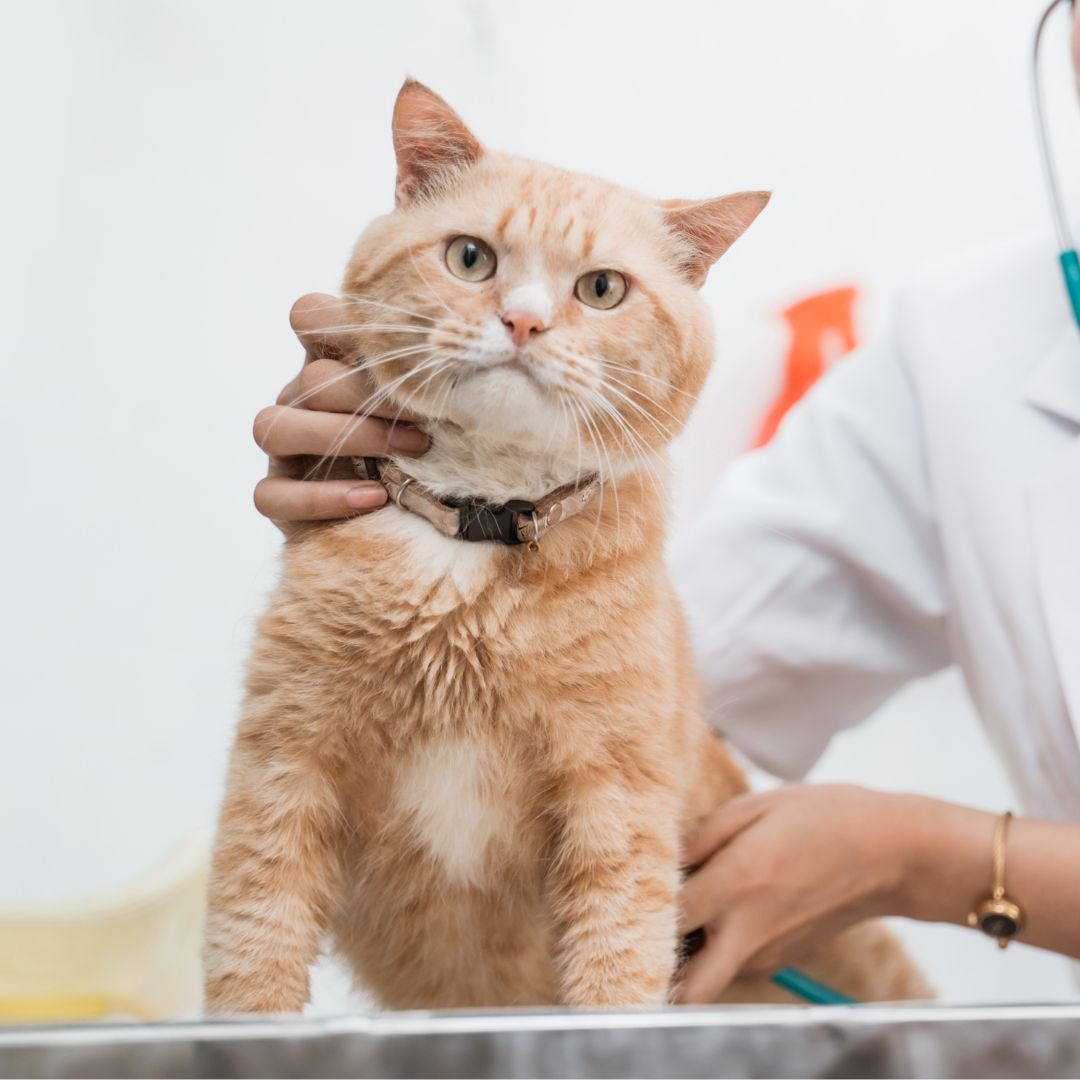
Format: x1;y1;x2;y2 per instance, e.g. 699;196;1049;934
385;355;647;504
447;366;561;441
394;421;599;505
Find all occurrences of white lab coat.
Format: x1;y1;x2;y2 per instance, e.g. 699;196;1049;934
669;233;1080;821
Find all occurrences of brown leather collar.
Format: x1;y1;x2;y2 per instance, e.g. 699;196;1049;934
352;457;600;548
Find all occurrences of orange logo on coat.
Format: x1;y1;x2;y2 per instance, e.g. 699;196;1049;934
753;287;859;448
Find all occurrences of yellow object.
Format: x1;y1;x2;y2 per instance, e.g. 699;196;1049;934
0;833;209;1023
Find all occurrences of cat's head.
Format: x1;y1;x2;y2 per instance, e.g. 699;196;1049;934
341;80;768;494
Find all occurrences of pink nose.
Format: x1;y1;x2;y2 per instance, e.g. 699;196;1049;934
501;310;547;348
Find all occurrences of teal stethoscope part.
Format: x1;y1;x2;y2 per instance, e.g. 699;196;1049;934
770;966;857;1005
1059;250;1080;328
1033;0;1080;331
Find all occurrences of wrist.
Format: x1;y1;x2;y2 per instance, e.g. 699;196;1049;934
887;795;995;924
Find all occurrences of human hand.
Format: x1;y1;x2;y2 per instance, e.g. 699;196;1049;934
252;293;429;529
675;784;927;1003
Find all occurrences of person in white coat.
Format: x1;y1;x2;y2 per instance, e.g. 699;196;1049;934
666;232;1080;1001
250;11;1080;1000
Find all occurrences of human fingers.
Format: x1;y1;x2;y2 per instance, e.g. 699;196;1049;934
253;476;388;522
289;293;354;364
253;405;428;458
276;358;376;412
681;793;769;871
674;928;745;1005
678;843;745;936
281;309;426;423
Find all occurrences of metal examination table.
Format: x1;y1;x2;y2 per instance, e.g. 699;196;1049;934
2;1003;1080;1078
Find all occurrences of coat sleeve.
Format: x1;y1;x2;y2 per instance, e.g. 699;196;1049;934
667;328;951;778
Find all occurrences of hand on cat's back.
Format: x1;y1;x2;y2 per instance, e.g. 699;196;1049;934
251;293;430;531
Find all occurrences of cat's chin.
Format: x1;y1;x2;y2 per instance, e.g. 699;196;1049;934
390;420;602;506
395;369;575;462
439;364;564;441
385;367;646;505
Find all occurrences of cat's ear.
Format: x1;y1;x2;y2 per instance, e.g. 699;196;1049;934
661;191;771;287
392;79;484;205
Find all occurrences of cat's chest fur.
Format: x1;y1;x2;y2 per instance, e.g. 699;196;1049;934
337;509;554;886
390;735;521;887
363;502;500;600
292;500;551;728
283;477;659;892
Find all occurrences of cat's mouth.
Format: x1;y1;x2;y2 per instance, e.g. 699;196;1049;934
490;356;542;384
462;354;551;395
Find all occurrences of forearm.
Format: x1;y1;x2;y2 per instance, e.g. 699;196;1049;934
892;795;1080;959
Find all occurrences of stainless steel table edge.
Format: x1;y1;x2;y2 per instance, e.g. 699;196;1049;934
2;1002;1079;1079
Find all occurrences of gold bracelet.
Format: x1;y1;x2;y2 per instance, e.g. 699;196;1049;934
967;810;1024;949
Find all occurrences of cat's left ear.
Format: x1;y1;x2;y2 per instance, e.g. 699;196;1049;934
661;191;771;287
392;79;484;205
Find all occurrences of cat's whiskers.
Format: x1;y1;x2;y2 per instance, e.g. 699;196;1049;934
578;400;621;557
540;388;569;459
427;362;460;423
557;348;682;439
303;353;449;479
358;343;443;374
581;388;667;498
351;352;449;429
545;346;668;496
305;365;443;477
257;342;441;450
595;359;698;402
563;396;605;562
532;356;639;552
406;249;458;321
598;372;684;432
529;356;608;480
392;350;464;421
595;394;667;485
298;323;432;338
596;379;676;444
338;293;438;324
553;348;686;451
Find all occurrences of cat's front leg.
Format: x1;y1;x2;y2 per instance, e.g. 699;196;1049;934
203;716;343;1015
549;771;681;1008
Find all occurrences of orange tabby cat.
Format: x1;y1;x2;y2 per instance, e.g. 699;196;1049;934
203;80;928;1012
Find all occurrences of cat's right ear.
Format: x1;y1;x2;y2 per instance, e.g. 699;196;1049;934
661;191;771;287
392;79;484;205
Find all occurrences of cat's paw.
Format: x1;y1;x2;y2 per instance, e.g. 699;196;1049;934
559;976;670;1010
202;977;306;1017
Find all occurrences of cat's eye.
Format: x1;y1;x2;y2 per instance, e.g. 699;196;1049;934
574;270;628;310
445;236;497;282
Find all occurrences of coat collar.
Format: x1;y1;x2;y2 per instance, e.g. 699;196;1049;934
1023;323;1080;427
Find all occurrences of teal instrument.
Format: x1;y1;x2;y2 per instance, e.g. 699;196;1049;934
682;929;856;1005
1058;250;1080;330
1033;0;1080;330
770;966;856;1006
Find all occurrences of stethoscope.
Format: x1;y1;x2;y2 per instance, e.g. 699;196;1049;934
1033;0;1080;328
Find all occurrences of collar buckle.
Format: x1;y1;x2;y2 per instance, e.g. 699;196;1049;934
451;496;534;545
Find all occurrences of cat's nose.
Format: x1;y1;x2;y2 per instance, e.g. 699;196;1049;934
501;310;547;348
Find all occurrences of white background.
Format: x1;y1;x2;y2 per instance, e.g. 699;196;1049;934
2;0;1079;1007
